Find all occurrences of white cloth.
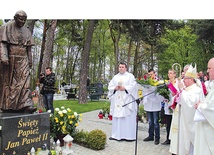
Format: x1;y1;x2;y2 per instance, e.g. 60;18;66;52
179;83;204;155
204;81;209;89
169;79;185;154
194;80;214;155
206;80;214;93
142;85;164;112
108;71;138;140
194;109;206;122
111;110;137;140
169;103;180;154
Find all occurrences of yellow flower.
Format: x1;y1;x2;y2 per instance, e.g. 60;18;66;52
50;106;82;137
79;118;82;122
55;118;59;123
62;126;66;131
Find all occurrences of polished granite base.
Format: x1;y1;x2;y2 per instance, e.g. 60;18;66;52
0;112;50;155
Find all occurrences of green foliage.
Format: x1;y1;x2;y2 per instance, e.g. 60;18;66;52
102;102;110;116
0;20;3;26
158;25;202;76
73;129;89;146
86;129;107;150
156;85;170;100
73;129;106;150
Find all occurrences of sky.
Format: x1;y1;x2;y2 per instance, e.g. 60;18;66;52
0;0;214;19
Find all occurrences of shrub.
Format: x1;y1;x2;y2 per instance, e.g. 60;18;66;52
73;129;89;146
86;129;107;150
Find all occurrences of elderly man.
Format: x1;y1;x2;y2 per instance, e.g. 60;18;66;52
178;64;204;155
194;58;214;155
0;10;36;113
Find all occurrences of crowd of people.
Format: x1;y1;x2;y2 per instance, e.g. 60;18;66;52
108;58;214;155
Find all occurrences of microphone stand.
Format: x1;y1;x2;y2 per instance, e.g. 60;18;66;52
122;91;156;155
122;83;166;155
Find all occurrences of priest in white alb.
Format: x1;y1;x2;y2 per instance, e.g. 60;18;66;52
108;62;139;141
194;57;214;155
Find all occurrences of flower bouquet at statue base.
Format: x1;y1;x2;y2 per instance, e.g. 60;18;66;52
50;106;82;141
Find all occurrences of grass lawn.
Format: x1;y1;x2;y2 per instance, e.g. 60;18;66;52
53;100;110;114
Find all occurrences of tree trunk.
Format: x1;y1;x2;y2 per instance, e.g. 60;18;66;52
41;20;57;72
37;20;48;78
38;20;57;109
78;20;95;104
26;20;36;35
133;40;140;77
127;39;132;71
109;20;121;74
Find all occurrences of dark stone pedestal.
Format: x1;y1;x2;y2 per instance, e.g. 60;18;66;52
0;112;50;155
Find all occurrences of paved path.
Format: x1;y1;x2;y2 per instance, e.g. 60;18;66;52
71;110;171;155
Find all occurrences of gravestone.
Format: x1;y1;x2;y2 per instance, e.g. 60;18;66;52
0;112;50;154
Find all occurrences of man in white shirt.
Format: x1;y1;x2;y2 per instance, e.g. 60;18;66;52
143;69;164;145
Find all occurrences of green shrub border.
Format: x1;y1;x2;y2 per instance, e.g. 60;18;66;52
73;129;107;150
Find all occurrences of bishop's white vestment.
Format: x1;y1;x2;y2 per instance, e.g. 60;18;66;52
179;83;204;155
194;80;214;155
108;71;138;140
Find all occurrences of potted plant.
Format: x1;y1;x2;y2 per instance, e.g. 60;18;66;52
108;114;112;120
102;103;110;118
98;111;104;119
50;106;82;145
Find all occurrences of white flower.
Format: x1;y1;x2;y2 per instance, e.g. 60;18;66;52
158;80;164;84
0;126;2;130
55;108;60;111
74;112;78;117
47;110;51;113
58;111;63;115
61;106;65;109
67;108;71;111
62;109;67;113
